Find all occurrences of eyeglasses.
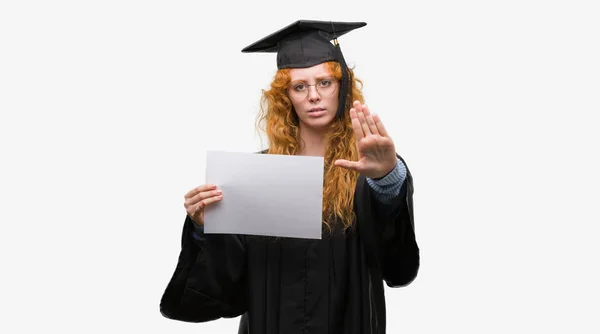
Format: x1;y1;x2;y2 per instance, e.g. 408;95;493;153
287;77;338;101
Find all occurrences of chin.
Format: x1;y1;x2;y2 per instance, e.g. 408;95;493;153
302;116;335;130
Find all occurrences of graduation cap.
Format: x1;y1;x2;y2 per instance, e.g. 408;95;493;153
242;20;367;119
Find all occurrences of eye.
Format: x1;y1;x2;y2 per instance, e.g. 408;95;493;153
293;83;307;92
318;79;332;87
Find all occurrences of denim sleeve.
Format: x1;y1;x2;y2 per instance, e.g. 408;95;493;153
365;158;407;203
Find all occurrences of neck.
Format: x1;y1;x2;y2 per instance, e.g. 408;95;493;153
297;125;327;157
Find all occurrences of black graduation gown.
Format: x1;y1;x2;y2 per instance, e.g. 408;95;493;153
160;156;419;334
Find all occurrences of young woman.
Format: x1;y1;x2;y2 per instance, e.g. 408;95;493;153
160;20;419;334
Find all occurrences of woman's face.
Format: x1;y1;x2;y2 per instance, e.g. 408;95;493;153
288;63;339;131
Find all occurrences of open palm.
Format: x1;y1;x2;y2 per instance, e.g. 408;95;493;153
334;101;397;179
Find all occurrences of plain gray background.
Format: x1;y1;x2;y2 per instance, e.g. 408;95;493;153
1;0;599;333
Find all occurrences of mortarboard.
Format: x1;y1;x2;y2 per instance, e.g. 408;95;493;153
242;20;367;119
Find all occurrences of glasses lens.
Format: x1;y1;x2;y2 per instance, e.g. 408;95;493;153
289;82;308;101
288;78;337;101
316;78;337;97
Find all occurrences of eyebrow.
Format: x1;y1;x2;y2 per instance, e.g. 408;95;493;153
290;74;334;82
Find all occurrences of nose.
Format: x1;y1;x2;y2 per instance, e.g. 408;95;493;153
307;85;321;103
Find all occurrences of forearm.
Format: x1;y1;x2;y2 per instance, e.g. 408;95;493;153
189;215;206;242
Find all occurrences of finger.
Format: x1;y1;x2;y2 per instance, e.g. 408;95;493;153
353;100;371;137
334;159;362;172
185;189;223;207
198;194;224;209
362;104;379;135
189;194;223;216
354;101;372;136
349;108;364;141
361;102;371;116
372;113;389;137
185;184;217;199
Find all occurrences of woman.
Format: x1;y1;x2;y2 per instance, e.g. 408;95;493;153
160;20;419;334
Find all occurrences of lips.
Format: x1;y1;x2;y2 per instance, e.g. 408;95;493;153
307;108;326;117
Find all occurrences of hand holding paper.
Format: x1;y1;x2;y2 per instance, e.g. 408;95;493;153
183;184;223;226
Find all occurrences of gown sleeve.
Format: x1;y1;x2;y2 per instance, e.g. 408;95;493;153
367;154;420;288
159;216;248;322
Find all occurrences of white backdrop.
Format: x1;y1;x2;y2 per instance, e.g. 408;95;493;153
1;0;599;333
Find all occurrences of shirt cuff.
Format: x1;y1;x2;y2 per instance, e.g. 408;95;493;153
365;158;407;202
369;158;407;187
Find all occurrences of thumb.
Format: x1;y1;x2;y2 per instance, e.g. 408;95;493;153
334;159;361;171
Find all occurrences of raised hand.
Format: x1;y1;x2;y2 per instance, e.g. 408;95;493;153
334;100;397;179
184;184;223;226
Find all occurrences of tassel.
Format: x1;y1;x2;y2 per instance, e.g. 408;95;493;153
333;42;353;120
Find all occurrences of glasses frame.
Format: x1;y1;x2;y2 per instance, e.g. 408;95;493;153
287;77;339;101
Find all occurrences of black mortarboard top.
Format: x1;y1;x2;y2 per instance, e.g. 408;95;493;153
242;20;367;118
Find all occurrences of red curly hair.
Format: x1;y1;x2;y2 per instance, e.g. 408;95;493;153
255;61;365;231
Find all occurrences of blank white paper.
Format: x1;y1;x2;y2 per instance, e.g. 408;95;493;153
203;151;325;239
